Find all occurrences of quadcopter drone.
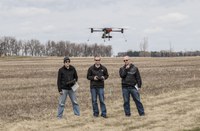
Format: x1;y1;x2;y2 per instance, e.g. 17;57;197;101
88;27;127;42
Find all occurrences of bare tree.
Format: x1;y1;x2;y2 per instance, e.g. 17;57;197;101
56;41;66;56
0;40;4;57
14;40;22;56
34;40;42;56
1;37;10;56
27;39;40;56
139;37;148;57
21;41;29;56
169;41;174;57
0;36;113;57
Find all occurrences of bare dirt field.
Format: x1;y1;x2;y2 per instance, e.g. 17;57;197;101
0;56;200;131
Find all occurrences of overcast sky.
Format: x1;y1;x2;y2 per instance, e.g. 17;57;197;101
0;0;200;54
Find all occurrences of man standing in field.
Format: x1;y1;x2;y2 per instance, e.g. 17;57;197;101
119;56;145;117
87;55;109;118
57;57;80;118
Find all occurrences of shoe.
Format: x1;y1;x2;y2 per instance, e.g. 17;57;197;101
57;117;62;119
140;113;145;116
101;115;108;118
93;114;99;117
125;114;131;117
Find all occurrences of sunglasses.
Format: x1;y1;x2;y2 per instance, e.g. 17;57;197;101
65;61;70;63
95;59;101;61
123;59;129;62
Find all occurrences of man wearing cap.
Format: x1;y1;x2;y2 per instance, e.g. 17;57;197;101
57;57;80;118
119;56;145;117
87;55;109;118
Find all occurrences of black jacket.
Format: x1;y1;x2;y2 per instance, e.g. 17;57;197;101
119;63;142;88
87;64;109;88
57;65;78;92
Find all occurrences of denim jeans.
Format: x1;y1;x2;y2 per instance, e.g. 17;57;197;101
90;87;107;116
122;87;145;116
57;89;80;118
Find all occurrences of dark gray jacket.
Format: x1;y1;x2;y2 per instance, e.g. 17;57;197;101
57;65;78;92
119;63;142;88
87;64;109;88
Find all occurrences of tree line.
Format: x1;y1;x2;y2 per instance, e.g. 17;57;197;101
118;50;200;57
117;37;200;57
0;36;112;57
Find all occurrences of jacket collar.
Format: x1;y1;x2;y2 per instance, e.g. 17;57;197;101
93;64;102;69
63;65;72;70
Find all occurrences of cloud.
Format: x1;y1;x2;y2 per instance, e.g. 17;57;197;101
20;24;56;33
144;27;163;34
41;25;56;33
158;12;188;23
1;7;50;17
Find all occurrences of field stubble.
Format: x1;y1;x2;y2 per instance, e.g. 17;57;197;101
0;56;200;131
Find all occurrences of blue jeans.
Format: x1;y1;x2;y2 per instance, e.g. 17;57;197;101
57;89;80;118
122;87;145;116
90;87;107;116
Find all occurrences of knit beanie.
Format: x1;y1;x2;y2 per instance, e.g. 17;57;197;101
63;56;70;63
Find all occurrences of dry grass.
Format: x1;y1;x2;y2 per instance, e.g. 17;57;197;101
0;56;200;131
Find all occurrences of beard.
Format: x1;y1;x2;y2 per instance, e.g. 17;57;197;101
95;63;100;67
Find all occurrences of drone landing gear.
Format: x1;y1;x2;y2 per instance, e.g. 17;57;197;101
122;33;127;42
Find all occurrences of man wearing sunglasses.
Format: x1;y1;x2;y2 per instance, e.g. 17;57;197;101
119;56;145;117
87;55;109;118
57;57;80;118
